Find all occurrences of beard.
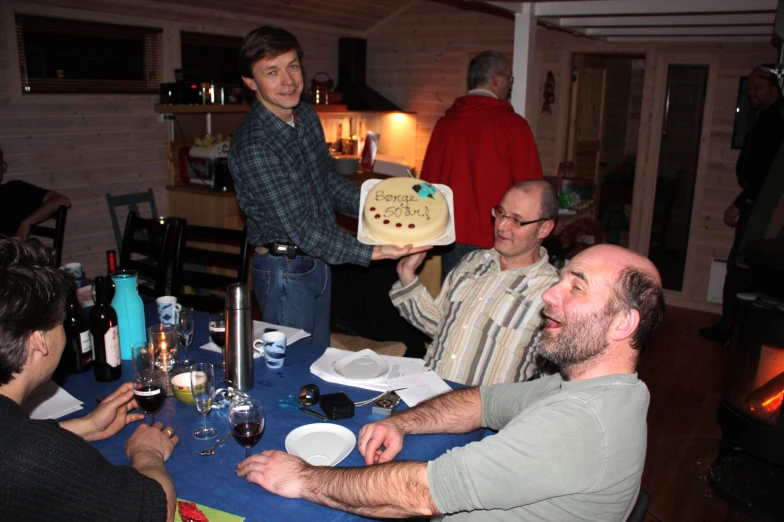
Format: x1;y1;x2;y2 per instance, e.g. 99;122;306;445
538;305;613;370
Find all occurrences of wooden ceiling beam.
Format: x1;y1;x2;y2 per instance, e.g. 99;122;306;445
606;35;771;43
549;13;776;28
532;0;778;17
585;25;772;36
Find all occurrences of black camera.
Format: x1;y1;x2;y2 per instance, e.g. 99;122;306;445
372;392;402;417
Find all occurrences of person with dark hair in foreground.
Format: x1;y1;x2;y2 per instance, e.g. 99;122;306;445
237;244;665;521
390;180;559;386
229;26;427;346
0;236;178;522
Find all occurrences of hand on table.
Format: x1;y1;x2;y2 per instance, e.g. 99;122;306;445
358;418;405;465
64;382;145;442
396;251;427;286
125;421;179;463
237;450;308;499
372;244;431;261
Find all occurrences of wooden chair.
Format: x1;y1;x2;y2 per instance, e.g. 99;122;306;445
170;221;250;314
106;188;159;252
329;332;408;357
118;211;177;299
29;205;68;267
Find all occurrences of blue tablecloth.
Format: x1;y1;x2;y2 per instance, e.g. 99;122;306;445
57;307;489;521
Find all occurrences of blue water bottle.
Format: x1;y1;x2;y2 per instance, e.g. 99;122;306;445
111;269;146;360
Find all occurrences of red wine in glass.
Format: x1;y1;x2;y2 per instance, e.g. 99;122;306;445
133;371;165;423
232;422;263;447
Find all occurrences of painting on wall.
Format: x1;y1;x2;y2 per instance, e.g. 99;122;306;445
731;77;758;150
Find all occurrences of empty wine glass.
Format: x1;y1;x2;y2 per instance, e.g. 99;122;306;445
190;362;217;440
177;307;195;366
209;315;226;369
228;396;265;473
132;369;166;424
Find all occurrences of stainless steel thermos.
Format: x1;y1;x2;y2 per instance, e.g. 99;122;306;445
225;283;254;391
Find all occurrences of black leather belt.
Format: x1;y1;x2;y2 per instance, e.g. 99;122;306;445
263;243;302;259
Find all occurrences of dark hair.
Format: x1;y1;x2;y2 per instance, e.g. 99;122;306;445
468;51;508;90
512;179;559;221
607;267;665;352
239;26;303;79
0;237;69;385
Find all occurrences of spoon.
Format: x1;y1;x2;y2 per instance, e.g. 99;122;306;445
198;432;233;456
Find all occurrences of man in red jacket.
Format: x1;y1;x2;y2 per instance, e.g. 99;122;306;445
421;50;543;280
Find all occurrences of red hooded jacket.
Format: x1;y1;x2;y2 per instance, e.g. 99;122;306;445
421;95;542;248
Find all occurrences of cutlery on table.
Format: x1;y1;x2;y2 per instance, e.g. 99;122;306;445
198;432;233;456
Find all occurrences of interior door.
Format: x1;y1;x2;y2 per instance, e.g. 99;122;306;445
567;55;608;183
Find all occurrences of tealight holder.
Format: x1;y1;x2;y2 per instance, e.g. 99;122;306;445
148;323;178;393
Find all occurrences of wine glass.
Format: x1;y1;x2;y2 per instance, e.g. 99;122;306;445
132;370;166;424
177;307;195;366
147;323;177;372
190;362;217;440
209;315;227;369
228;396;265;473
131;341;155;377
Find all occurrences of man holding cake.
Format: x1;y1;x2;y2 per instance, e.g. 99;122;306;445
229;26;427;346
390;180;559;386
420;50;543;281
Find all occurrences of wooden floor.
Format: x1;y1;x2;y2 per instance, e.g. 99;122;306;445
639;307;766;522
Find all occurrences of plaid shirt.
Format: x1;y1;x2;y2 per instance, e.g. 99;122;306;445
390;248;558;386
228;100;373;266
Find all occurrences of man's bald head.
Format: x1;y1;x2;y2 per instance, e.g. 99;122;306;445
748;65;781;111
585;245;665;351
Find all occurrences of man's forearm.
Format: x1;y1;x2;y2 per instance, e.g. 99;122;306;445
24;192;71;227
303;461;438;518
132;451;177;522
392;386;482;435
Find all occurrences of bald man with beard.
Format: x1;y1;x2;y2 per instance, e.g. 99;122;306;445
234;245;665;522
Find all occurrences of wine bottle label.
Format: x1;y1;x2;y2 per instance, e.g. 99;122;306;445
134;388;161;396
105;326;121;368
79;330;93;356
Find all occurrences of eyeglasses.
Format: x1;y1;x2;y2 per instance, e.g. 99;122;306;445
497;72;514;84
491;206;548;228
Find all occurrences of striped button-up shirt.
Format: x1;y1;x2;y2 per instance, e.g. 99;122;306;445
390;248;558;386
228;99;373;266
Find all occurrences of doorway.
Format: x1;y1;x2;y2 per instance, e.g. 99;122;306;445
564;54;646;248
648;65;709;291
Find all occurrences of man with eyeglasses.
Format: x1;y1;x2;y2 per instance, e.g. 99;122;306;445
229;26;427;346
389;180;559;386
420;50;543;281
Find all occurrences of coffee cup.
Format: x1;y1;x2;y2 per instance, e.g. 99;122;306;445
156;296;181;324
256;331;286;369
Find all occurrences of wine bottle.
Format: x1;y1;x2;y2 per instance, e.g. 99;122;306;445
106;250;117;301
90;276;121;382
60;282;93;374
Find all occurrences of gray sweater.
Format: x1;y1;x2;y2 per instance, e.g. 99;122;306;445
428;373;649;521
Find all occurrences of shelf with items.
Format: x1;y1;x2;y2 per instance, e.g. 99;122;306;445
153;104;349;114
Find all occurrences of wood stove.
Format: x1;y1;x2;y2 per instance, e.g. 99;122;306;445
710;239;784;516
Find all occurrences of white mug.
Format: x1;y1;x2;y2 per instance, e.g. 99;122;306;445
255;331;287;369
156;296;181;325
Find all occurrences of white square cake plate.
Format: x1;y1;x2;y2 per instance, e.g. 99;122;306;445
357;178;456;247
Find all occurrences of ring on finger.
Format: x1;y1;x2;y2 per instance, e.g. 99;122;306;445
163;427;174;438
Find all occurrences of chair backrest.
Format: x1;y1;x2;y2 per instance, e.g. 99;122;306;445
626;489;650;522
170;221;250;314
118;211;177;298
106;188;159;252
28;205;68;267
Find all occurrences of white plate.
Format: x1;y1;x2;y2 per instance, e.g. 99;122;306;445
357;179;456;247
285;424;356;467
333;349;390;381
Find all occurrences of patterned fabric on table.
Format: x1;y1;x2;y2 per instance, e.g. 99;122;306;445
390;248;558;386
228;99;373;266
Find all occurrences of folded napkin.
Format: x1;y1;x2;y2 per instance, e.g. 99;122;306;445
310;347;427;392
176;499;244;522
22;380;84;420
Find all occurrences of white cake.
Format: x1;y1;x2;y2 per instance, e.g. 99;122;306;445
362;178;450;245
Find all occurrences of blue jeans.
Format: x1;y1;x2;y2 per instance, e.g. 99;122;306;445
440;242;482;282
251;252;332;347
